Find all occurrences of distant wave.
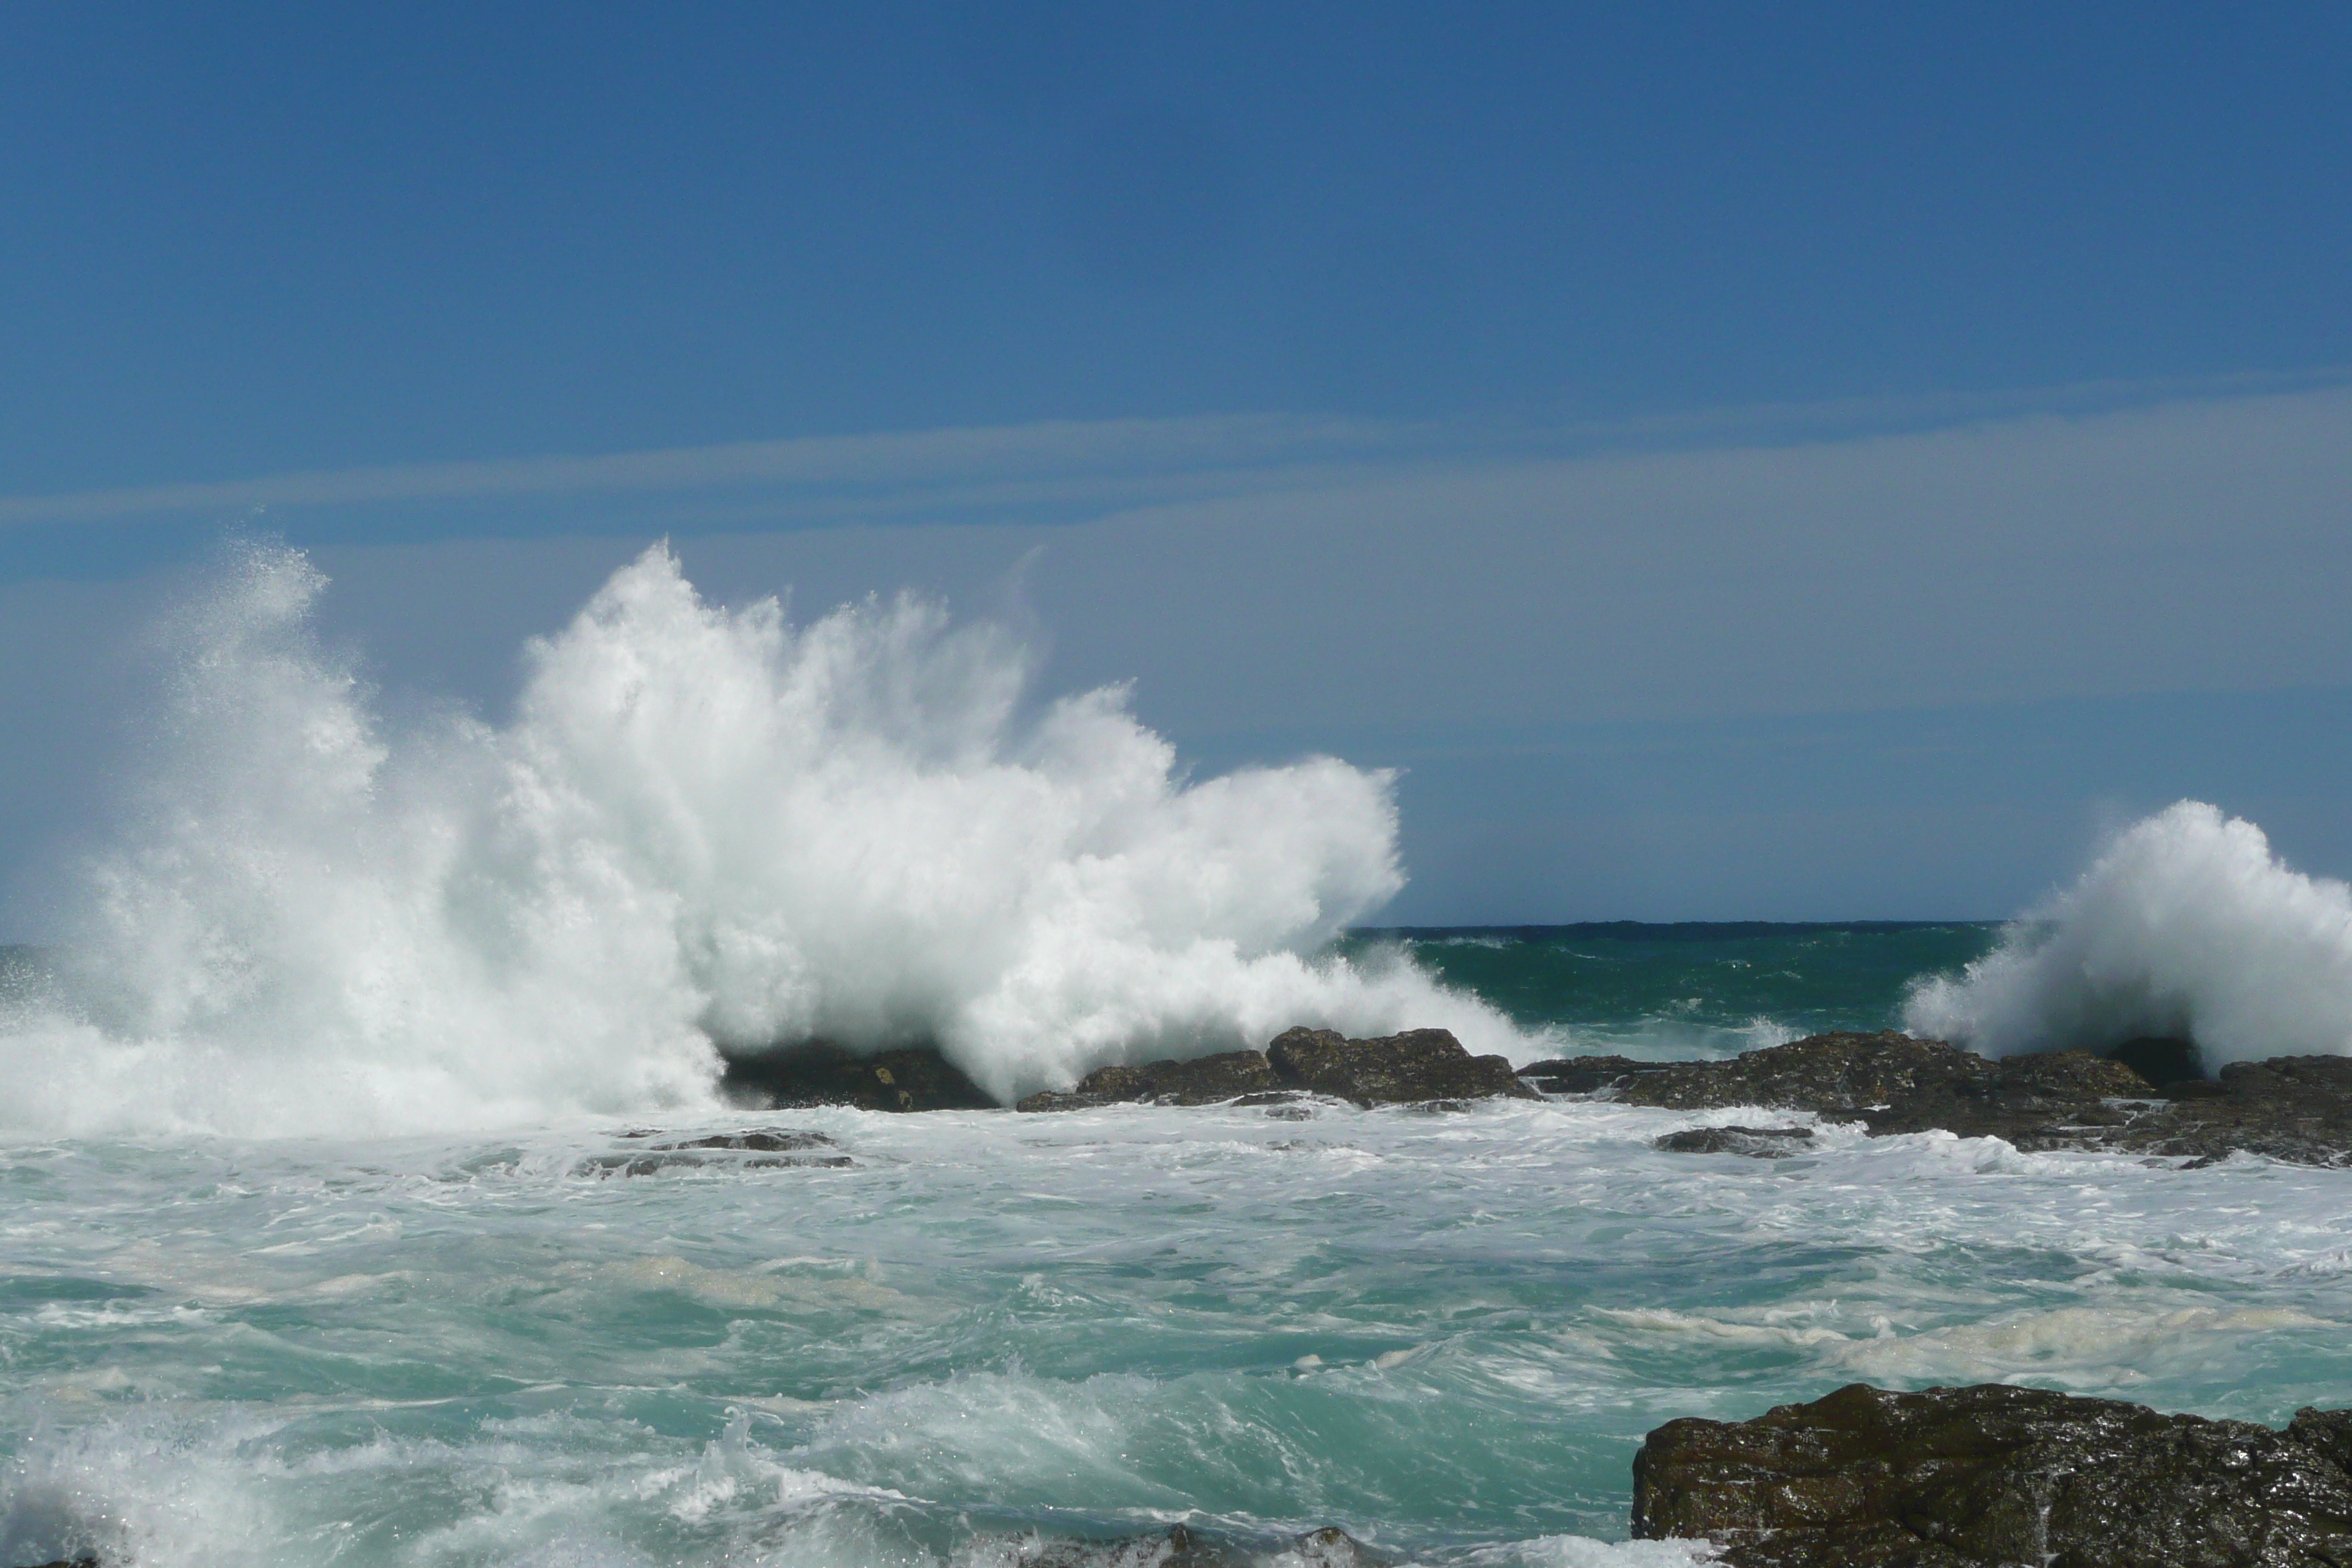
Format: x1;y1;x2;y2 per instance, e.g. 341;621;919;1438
1904;800;2352;1068
0;542;1519;1136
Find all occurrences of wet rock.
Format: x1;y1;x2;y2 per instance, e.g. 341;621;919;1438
2108;1034;2204;1086
13;1559;99;1568
1287;1526;1388;1565
1015;1050;1284;1111
1654;1125;1815;1158
2106;1055;2352;1167
651;1128;840;1153
1009;1523;1211;1567
578;1128;853;1176
1526;1030;2352;1167
1000;1523;1384;1567
578;1148;855;1177
1518;1055;1658;1094
1017;1030;1534;1112
1264;1027;1538;1108
718;1041;996;1112
1611;1031;2009;1115
1857;1049;2152;1145
1632;1380;2352;1567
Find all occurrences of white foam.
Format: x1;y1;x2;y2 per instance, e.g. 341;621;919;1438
1904;801;2352;1066
0;541;1518;1136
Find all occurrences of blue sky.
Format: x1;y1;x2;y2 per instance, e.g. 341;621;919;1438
3;4;2350;923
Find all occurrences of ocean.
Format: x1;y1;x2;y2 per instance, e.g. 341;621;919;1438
7;544;2352;1567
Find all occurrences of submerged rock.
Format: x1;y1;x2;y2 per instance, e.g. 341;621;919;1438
718;1041;996;1112
1632;1380;2352;1567
1652;1125;1815;1158
578;1127;854;1176
1017;1028;1534;1112
1532;1030;2352;1167
637;1128;841;1153
996;1523;1384;1567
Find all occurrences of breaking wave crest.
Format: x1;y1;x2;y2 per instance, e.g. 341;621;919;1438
0;542;1519;1137
1904;801;2352;1068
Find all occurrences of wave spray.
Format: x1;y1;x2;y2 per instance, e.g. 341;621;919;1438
0;542;1518;1137
1904;800;2352;1068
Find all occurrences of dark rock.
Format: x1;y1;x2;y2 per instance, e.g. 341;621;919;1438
1264;1026;1539;1107
654;1128;840;1153
1632;1381;2352;1567
1287;1526;1388;1565
1528;1029;2352;1167
1857;1049;2152;1146
1017;1030;1535;1112
13;1559;99;1568
1015;1049;1283;1111
719;1041;997;1112
577;1148;855;1177
997;1523;1383;1567
1611;1032;2007;1115
1518;1055;1661;1094
2291;1406;2352;1477
1008;1523;1210;1567
2106;1055;2352;1167
1654;1125;1815;1158
2108;1034;2204;1086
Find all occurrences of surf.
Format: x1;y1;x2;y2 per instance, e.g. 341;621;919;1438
0;541;1522;1139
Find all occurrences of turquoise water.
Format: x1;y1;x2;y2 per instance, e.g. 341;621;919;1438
5;926;2351;1568
1346;922;2001;1055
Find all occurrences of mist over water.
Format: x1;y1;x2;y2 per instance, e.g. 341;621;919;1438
0;541;1520;1137
1905;801;2352;1068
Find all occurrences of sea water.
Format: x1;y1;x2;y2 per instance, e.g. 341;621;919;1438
7;545;2352;1567
10;1046;2352;1567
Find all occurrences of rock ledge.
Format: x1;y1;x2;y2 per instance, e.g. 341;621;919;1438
1524;1030;2352;1167
1635;1380;2352;1567
1018;1027;1535;1112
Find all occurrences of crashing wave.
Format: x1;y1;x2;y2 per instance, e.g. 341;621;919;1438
1904;800;2352;1068
0;541;1518;1136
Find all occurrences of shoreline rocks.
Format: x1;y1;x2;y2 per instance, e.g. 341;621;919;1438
1633;1381;2352;1566
1526;1030;2352;1167
713;1025;2352;1165
1016;1027;1536;1112
719;1041;996;1112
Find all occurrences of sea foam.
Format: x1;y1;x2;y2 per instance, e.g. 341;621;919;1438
0;541;1518;1137
1904;800;2352;1067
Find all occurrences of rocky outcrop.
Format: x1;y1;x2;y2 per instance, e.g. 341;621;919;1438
1015;1049;1285;1112
1632;1381;2352;1567
1523;1030;2139;1114
1018;1028;1536;1112
1528;1031;2352;1167
719;1042;996;1112
1264;1027;1537;1107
